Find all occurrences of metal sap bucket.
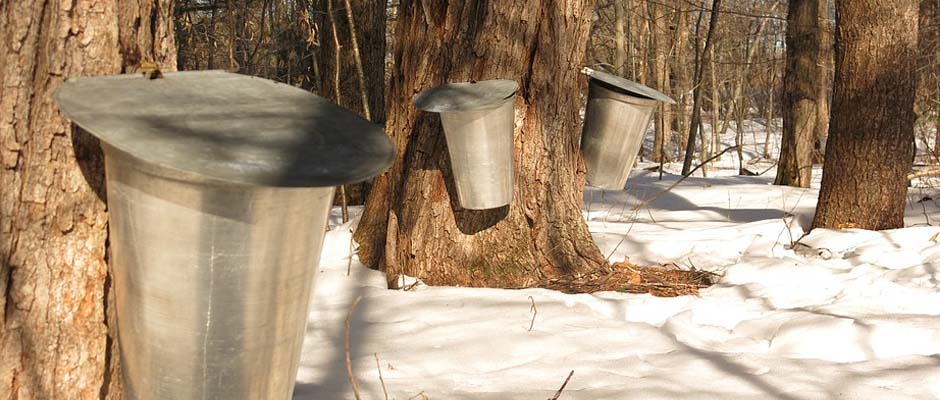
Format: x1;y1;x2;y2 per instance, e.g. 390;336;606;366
55;71;394;400
414;80;518;209
580;68;675;189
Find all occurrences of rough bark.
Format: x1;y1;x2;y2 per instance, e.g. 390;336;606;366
673;2;692;153
614;0;628;74
354;0;607;288
0;1;176;399
919;0;940;162
813;0;833;163
649;1;672;163
812;0;918;230
776;0;823;187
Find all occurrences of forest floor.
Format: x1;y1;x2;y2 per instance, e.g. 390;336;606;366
294;124;940;399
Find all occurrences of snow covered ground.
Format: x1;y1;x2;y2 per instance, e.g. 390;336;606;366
294;125;940;399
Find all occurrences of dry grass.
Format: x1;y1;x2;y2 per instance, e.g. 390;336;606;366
543;261;719;297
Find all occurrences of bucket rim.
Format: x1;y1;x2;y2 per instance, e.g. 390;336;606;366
414;79;518;113
55;70;395;188
583;68;676;105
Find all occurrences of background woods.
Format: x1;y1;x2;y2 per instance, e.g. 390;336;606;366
172;0;940;183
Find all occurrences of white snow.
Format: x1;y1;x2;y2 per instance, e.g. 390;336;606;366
294;125;940;399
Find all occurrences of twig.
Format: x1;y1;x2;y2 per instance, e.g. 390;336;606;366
920;189;932;226
340;185;349;223
374;353;389;400
347;227;356;276
634;146;740;212
527;296;538;332
908;168;940;180
342;0;372;121
326;0;350;222
345;296;363;400
755;159;778;176
549;370;575;400
407;391;429;400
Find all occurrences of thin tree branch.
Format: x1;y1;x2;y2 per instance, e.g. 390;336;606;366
549;370;575;400
345;296;363;400
637;145;741;212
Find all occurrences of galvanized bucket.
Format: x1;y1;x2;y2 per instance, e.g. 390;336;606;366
580;68;675;189
55;71;394;400
415;80;518;210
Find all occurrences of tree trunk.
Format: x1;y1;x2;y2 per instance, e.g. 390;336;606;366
0;2;176;399
649;1;672;163
919;0;940;163
775;0;823;187
763;58;778;158
709;43;720;162
681;0;722;175
813;0;833;163
673;2;692;156
353;0;607;288
614;0;628;74
813;0;918;230
635;0;651;85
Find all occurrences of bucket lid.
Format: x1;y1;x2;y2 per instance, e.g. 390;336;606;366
414;80;518;113
55;70;394;187
583;68;676;105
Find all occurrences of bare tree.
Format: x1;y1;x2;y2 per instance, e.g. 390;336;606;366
682;0;723;175
813;0;833;163
813;0;918;230
776;0;826;187
353;0;608;287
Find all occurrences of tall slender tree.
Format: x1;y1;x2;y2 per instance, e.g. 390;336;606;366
813;0;833;163
813;0;918;230
776;0;826;187
353;0;608;287
681;0;722;175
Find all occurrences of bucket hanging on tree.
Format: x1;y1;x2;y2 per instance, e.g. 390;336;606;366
580;68;676;189
414;80;518;210
55;71;394;400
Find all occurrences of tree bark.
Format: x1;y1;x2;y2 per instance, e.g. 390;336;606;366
812;0;918;230
614;0;628;74
813;0;833;163
0;1;176;399
776;0;823;187
919;0;940;163
673;2;692;154
649;1;672;163
354;0;608;288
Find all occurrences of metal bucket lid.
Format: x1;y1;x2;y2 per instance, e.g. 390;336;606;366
55;70;394;187
414;80;518;113
583;68;676;105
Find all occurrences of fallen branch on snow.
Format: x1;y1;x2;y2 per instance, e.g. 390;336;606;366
346;296;363;400
549;370;575;400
